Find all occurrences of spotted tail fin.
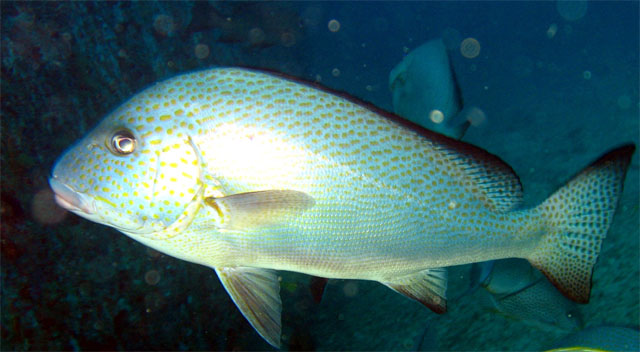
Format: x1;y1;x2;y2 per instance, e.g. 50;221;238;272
528;144;635;303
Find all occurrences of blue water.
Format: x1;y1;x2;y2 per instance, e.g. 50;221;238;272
1;1;638;350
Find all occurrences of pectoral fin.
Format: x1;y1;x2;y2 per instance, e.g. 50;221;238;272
215;267;282;348
382;268;448;314
206;190;314;231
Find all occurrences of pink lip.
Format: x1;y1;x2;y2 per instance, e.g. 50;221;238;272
49;178;94;214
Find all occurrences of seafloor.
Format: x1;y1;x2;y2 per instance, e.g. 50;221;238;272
1;1;638;351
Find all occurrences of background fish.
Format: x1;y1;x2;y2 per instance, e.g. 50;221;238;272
389;38;469;139
49;67;634;347
472;259;583;331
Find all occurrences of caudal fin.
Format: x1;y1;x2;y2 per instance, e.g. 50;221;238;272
528;144;635;303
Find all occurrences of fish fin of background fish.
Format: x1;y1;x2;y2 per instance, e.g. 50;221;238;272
382;268;448;314
443;112;470;140
527;144;635;303
215;267;282;348
205;190;315;231
451;260;495;302
309;276;329;303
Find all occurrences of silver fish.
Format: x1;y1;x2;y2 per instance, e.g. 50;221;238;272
50;67;634;347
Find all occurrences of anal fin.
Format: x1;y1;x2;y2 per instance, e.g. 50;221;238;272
215;267;282;348
382;268;448;314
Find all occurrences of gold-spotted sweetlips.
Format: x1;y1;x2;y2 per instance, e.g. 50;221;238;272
50;67;634;347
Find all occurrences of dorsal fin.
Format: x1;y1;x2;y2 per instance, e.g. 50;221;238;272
431;137;523;212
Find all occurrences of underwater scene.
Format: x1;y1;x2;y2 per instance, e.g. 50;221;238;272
1;1;638;351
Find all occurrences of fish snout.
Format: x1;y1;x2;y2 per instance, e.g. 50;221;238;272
49;177;95;214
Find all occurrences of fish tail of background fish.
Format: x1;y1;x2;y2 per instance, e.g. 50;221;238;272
526;144;634;304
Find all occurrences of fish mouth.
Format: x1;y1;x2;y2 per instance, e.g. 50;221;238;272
49;177;95;214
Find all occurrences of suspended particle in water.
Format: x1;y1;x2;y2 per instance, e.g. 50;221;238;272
343;282;359;297
93;321;104;331
466;107;486;127
145;270;161;285
442;27;462;50
315;74;322;82
146;247;162;258
280;31;296;47
556;0;588;21
32;188;67;225
194;44;209;59
331;68;340;77
249;27;265;46
617;95;631;110
328;19;340;32
460;37;481;59
301;6;323;28
144;291;166;312
429;109;445;124
547;23;558;39
583;70;592;80
153;14;176;37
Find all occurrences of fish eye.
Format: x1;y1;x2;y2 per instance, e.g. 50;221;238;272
110;129;136;155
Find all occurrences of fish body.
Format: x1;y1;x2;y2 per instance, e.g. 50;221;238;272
50;67;634;347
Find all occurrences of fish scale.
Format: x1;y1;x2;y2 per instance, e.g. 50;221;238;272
50;67;634;347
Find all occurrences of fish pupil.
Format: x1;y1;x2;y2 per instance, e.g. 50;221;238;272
111;130;136;155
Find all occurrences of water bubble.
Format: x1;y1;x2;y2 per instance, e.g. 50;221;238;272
460;37;481;59
32;188;67;225
153;14;176;37
194;44;209;59
583;70;592;80
556;0;588;21
328;19;340;32
331;68;340;77
547;23;558;38
429;110;445;124
145;270;161;285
